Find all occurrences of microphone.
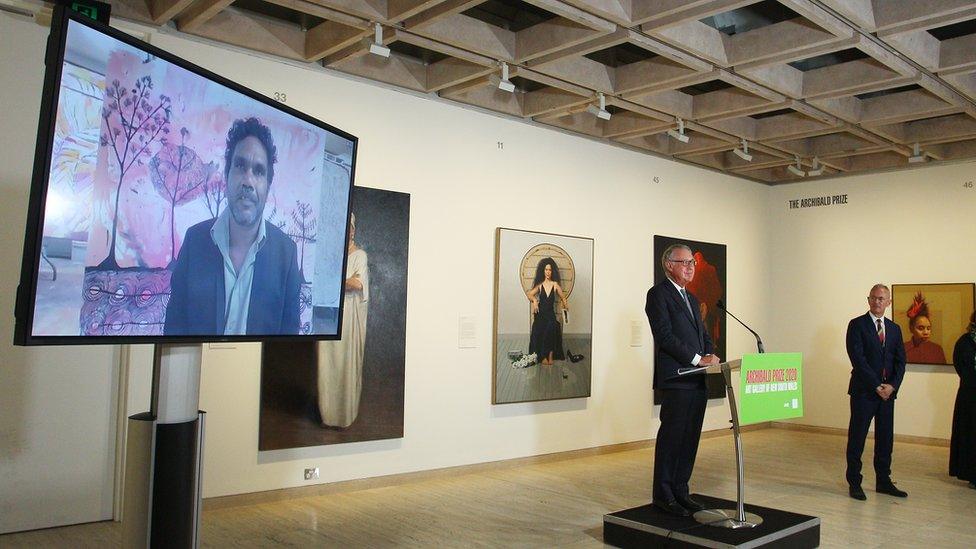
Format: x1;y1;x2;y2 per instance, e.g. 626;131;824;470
716;299;765;353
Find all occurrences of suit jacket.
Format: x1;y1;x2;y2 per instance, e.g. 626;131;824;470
164;218;301;336
846;313;906;398
645;279;714;390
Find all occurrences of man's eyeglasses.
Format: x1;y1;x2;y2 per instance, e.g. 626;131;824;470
867;296;889;302
668;259;697;267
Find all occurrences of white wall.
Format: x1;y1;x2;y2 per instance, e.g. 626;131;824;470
767;165;976;438
0;13;119;534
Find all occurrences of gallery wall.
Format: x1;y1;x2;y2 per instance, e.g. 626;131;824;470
0;14;120;534
766;166;976;439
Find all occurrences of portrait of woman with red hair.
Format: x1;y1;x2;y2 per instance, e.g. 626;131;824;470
904;292;947;364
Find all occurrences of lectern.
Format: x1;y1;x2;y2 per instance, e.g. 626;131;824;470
603;354;818;548
677;359;762;529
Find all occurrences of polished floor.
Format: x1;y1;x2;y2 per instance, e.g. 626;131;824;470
3;427;974;547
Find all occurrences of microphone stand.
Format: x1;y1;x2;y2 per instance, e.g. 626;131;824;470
718;301;765;354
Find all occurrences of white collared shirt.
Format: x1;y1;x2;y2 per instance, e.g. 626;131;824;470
210;209;268;335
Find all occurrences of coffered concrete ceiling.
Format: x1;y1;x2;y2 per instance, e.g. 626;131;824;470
7;0;976;183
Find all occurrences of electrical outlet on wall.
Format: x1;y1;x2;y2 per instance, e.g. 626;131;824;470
304;467;319;481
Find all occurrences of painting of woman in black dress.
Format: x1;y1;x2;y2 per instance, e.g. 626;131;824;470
526;258;569;365
493;228;593;404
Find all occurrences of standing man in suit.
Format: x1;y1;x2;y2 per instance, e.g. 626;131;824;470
645;243;720;516
845;284;908;500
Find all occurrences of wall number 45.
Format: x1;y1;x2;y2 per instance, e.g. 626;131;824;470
964;181;973;188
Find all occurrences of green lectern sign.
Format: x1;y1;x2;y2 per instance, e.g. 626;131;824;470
738;353;803;425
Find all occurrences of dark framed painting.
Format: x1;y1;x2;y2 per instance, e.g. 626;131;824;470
259;186;409;450
653;235;727;402
891;283;975;366
493;228;594;404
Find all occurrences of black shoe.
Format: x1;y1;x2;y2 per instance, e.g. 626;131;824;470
653;499;690;517
849;485;866;500
676;495;704;512
566;349;584;363
876;482;907;497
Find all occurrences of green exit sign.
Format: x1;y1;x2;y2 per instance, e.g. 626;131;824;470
57;0;111;24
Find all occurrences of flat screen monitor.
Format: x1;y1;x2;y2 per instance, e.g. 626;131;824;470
14;8;357;345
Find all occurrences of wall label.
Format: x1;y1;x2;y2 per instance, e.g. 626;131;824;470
788;194;847;210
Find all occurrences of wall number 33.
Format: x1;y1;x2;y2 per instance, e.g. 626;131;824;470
273;91;287;103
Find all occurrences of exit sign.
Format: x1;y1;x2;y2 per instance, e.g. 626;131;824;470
57;0;111;24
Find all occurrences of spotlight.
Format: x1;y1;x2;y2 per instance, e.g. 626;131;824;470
367;22;390;58
732;138;752;162
908;142;927;164
586;93;611;120
787;155;805;177
667;117;689;143
807;157;824;176
496;62;515;93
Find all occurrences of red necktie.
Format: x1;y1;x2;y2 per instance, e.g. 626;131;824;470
877;318;887;380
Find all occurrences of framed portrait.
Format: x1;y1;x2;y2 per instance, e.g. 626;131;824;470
891;283;975;366
259;186;409;450
493;228;594;404
653;235;727;402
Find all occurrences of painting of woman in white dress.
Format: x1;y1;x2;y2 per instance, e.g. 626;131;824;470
317;213;369;427
259;186;408;450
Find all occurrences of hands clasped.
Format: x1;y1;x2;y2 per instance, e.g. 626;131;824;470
876;384;895;400
700;354;721;366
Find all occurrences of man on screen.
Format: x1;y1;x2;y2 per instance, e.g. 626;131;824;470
164;117;300;336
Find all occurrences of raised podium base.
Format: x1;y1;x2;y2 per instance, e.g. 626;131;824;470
603;494;819;548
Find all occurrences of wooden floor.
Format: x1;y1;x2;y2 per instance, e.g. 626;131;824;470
3;427;974;547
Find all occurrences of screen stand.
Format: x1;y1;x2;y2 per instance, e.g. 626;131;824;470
122;344;205;548
692;360;763;529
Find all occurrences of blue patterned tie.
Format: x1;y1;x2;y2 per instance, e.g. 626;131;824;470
680;288;694;317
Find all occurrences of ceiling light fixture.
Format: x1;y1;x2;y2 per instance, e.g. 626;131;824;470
496;62;515;93
667;117;689;143
908;142;927;164
732;138;752;162
367;22;390;58
807;157;824;176
787;155;805;177
586;93;611;120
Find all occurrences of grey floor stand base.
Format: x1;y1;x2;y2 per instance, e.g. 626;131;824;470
603;494;820;549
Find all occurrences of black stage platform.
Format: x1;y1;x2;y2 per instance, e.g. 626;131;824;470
604;494;820;548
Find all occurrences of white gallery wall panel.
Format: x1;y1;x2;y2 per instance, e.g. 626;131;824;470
0;13;119;534
767;165;976;439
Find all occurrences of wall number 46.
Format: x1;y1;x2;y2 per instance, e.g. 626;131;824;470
965;181;974;188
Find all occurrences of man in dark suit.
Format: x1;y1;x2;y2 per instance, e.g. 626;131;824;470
845;283;908;500
645;243;720;516
164;117;301;336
